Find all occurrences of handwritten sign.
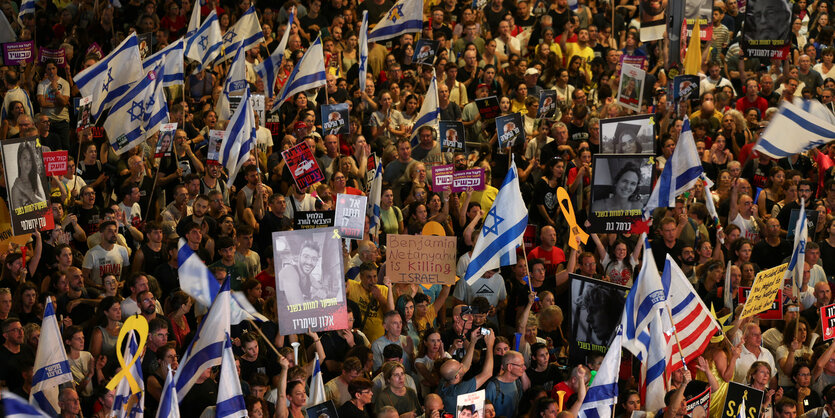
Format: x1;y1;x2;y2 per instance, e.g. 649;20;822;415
387;234;457;284
740;263;788;319
43;151;68;176
738;287;782;320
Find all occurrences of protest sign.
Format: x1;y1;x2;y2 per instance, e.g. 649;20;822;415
723;382;763;418
451;168;485;192
38;47;65;65
155;123;177;159
620;54;647;70
272;229;349;335
821;303;835;341
412;39;440;66
137;32;153;59
440;120;465;153
293;211;335;230
365;153;378;193
740;263;788;319
537;90;558;119
496;113;524;148
741;0;791;59
305;401;339;418
43;150;68;176
387;234;457;284
476;96;500;120
672;75;700;116
683;0;713;41
334;194;367;240
2;136;54;235
207;129;223;164
76;96;92;132
282;141;325;190
685;381;711;417
252;94;265;127
431;164;454;192
640;0;667;41
523;225;536;252
617;64;645;112
569;274;627;364
599;114;655;154
321;103;350;136
0;197;35;255
456;390;485;418
738;287;783;320
85;42;103;60
588;155;654;233
2;41;34;65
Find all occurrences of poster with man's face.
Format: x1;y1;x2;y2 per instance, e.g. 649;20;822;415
537;89;558;119
412;39;440;66
640;0;668;41
76;95;92;132
496;113;525;149
684;0;713;40
741;0;792;59
2;136;54;235
440;120;465;153
456;390;485;418
273;229;348;335
568;274;627;364
321;103;350;136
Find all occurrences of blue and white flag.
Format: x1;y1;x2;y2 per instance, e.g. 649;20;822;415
216;44;248;121
174;277;231;399
465;159;527;285
217;6;263;63
409;68;440;146
755;100;835;158
577;332;621;418
220;85;256;187
155;366;180;418
367;0;424;43
621;237;668;361
367;160;383;236
786;198;808;298
185;10;222;72
143;38;185;87
103;64;168;156
18;0;34;21
642;310;671;413
272;35;327;111
358;11;369;93
307;353;326;406
4;390;51;418
112;332;144;418
216;334;247;418
73;33;144;120
30;297;73;416
178;237;221;309
644;117;704;215
255;7;294;98
187;1;201;36
737;398;747;418
144;65;169;139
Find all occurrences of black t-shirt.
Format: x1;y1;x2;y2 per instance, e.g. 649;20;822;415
338;400;370;418
650;238;683;272
0;344;35;391
58;288;101;327
75;204;102;237
751;239;792;270
526;363;563;389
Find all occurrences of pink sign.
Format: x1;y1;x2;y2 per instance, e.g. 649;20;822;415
3;41;34;65
451;168;485;192
43;150;68;176
38;47;65;66
430;164;454;192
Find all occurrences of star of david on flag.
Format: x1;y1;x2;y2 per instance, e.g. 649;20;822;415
367;0;423;42
482;206;503;236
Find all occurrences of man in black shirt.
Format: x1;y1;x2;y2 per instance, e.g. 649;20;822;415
0;319;35;392
752;218;792;269
651;217;684;271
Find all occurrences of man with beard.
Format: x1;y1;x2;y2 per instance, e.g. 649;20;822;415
752;218;792;270
176;194;218;238
120;273;152;317
82;220;130;287
677;246;698;279
58;267;100;326
279;240;322;306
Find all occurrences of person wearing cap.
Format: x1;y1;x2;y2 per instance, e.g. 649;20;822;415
524;67;543;98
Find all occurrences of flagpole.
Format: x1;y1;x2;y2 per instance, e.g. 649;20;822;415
246;318;283;357
665;303;688;370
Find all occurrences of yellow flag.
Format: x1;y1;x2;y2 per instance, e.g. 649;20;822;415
683;21;702;75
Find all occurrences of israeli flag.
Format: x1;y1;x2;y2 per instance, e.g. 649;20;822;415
178;237;221;309
216;44;248;121
185;10;222;72
272;35;327;111
144;64;170;139
4;390;51;418
73;33;144;120
217;6;264;63
30;297;73;416
464;159;528;285
737;398;747;418
577;332;621;418
785;198;808;298
367;160;383;236
644;117;704;215
408;68;440;146
103;64;168;156
358;11;369;93
155;366;180;418
187;0;201;36
111;332;144;418
755;100;835;158
220;85;256;187
18;0;34;21
255;7;294;98
307;353;327;406
620;237;668;362
367;0;424;43
174;277;231;399
216;334;247;418
642;310;671;413
143;38;185;87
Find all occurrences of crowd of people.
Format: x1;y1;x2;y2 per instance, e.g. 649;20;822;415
2;0;835;417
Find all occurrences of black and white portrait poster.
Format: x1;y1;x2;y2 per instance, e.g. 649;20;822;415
207;129;224;164
440;120;465;153
617;64;645;112
741;0;792;59
334;194;367;240
305;401;339;418
273;229;349;335
412;39;440;66
640;0;667;41
537;89;558;119
321;103;349;136
76;95;92;132
588;154;653;233
155;123;177;159
599;114;655;154
2;136;54;235
569;274;627;364
496;113;525;149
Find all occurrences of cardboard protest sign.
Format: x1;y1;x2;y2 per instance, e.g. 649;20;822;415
365;154;378;193
76;96;92;132
620;54;647;70
599;114;655;154
305;401;339;418
293;211;335;229
451;168;485;192
476;96;500;120
821;303;835;341
588;155;654;233
252;94;265;127
430;164;454;193
672;75;700;116
569;274;627;364
155;123;177;159
0;197;36;255
321;103;350;136
38;47;65;65
684;0;713;41
272;229;349;335
618;64;645;112
640;0;667;41
137;32;153;59
741;0;791;59
412;39;440;66
740;263;788;319
685;380;711;417
738;287;783;320
723;382;763;418
456;390;485;418
282;141;325;190
2;136;55;235
387;234;457;284
496;113;524;148
523;225;536;253
3;41;34;65
537;90;558;119
207;129;223;164
43;150;68;176
440;120;465;153
334;194;367;240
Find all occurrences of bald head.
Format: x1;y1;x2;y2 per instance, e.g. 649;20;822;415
440;359;462;382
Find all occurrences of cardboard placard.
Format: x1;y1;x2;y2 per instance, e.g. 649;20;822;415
617;63;645;112
293;211;335;230
496;113;524;148
207;129;223;164
451;168;485;192
334;194;367;240
430;164;454;192
38;47;65;65
476;96;500;120
568;273;628;364
620;54;647;70
155;123;177;159
456;390;485;418
588;154;654;233
282;141;325;190
537;89;558;119
2;136;55;235
305;401;339;418
738;287;783;320
43;151;68;176
412;39;440;66
252;94;265;127
685;381;711;417
440;120;465;153
723;382;763;418
76;96;92;132
3;41;34;65
821;303;835;341
740;263;788;319
387;234;457;284
321;103;350;136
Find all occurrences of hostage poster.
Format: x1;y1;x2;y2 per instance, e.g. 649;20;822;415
273;229;349;335
741;0;792;59
2;136;55;235
569;274;627;364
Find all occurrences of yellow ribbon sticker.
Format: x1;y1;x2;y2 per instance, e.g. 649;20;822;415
556;187;588;250
332;228;341;239
105;315;149;395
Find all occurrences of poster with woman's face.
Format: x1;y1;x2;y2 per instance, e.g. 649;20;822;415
568;274;627;364
599;114;655;154
742;0;792;59
76;95;92;132
617;64;645;112
588;154;653;233
155;122;177;159
2;136;54;235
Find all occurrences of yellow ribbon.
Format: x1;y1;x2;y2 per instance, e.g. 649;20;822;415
105;315;149;395
332;228;341;239
557;187;588;250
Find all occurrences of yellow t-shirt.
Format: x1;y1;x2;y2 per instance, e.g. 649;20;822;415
347;279;389;342
564;43;594;76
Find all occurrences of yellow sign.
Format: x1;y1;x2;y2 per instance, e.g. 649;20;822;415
740;263;788;319
556;187;588;250
105;315;149;397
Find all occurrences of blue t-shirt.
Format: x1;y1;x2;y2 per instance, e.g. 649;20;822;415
437;378;477;412
485;379;522;418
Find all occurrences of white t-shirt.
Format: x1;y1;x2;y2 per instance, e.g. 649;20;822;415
255;125;273;154
82;244;131;285
37;78;71;121
452;270;507;307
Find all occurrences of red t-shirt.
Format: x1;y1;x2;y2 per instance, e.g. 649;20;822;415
735;96;768;117
528;246;566;276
